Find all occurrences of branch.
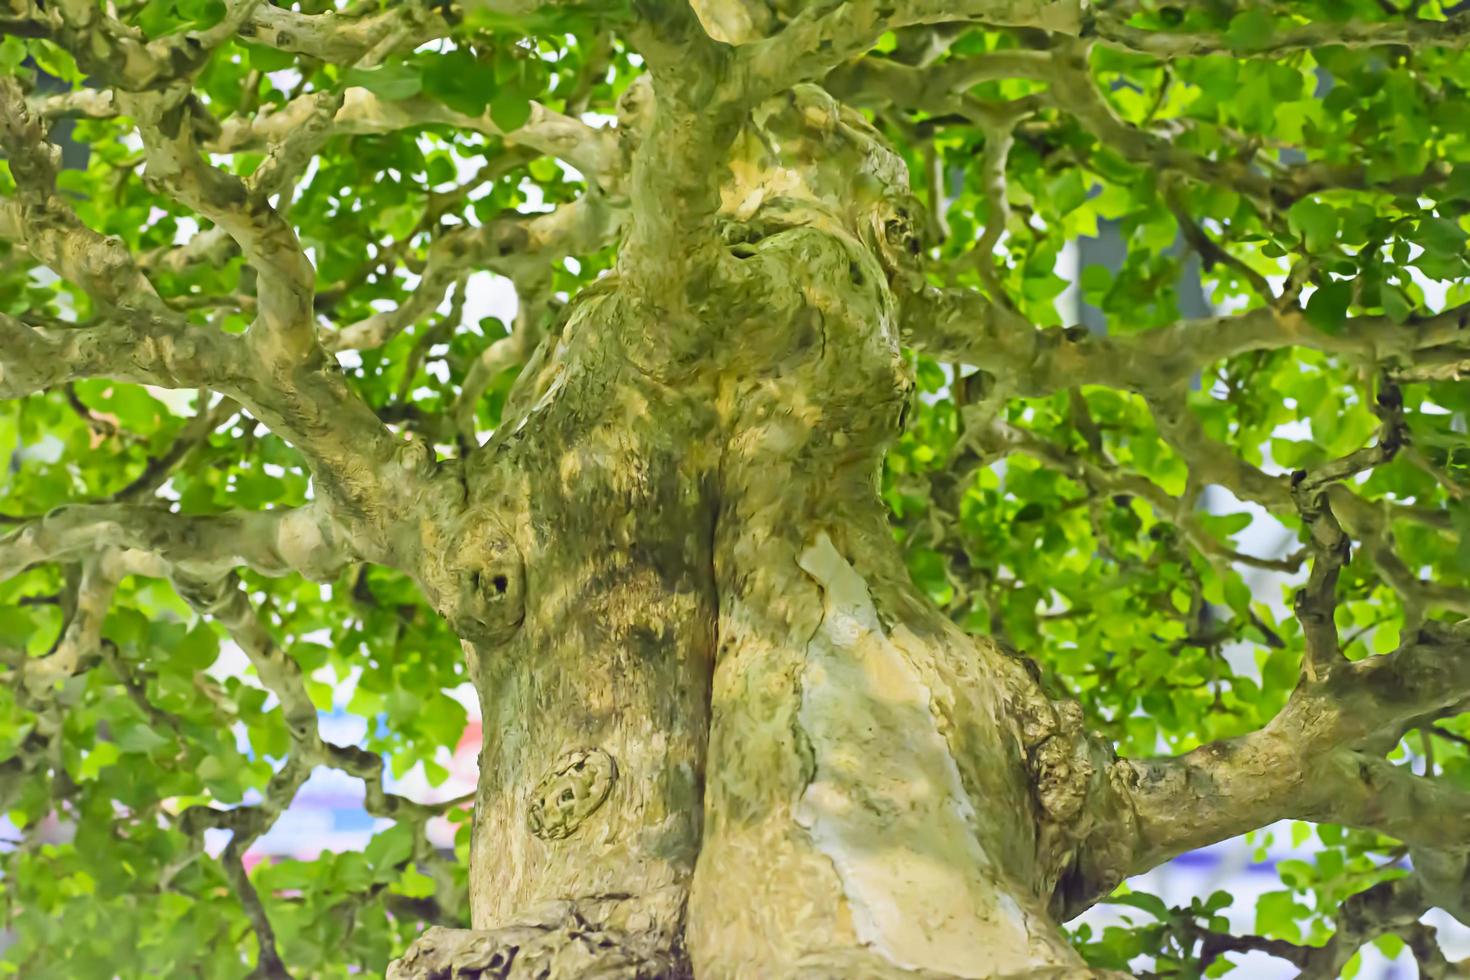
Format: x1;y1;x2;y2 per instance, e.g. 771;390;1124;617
616;38;742;305
1144;388;1288;508
1175;876;1439;978
224;837;293;980
826;49;1054;110
1289;487;1350;682
162;565;464;968
238;2;445;65
1115;618;1470;883
327;195;620;352
617;0;1077;308
21;556;120;696
973;418;1304;575
737;0;1083;91
903;284;1470;397
1045;39;1444;207
213;88;620;188
1292;381;1406;677
839;41;1453;219
1332;487;1470;627
117;88;317;365
0;503;352;585
7;71;371;501
178;573;465;869
180;573;469;825
20;0;262;91
453;275;555;442
1295;876;1432;979
0;311;242;398
33;80;420;518
0;79;163;310
0;307;415;530
1095;9;1470;61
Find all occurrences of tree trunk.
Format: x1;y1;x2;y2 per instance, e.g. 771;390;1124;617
391;88;1123;980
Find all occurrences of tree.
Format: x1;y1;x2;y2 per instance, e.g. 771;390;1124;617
3;0;1470;976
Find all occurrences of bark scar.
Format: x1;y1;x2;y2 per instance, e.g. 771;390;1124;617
527;748;618;841
792;531;1036;978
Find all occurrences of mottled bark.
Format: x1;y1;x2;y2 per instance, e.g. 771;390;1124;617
387;86;1122;980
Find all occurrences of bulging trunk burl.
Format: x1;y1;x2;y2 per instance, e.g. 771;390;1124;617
390;86;1126;980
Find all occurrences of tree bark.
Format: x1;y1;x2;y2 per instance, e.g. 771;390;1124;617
388;86;1126;980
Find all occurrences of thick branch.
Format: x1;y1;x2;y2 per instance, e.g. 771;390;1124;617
22;556;122;696
617;40;743;305
0;503;351;585
737;0;1082;89
19;0;261;91
21;76;419;516
1118;619;1470;881
0;311;240;397
903;285;1470;397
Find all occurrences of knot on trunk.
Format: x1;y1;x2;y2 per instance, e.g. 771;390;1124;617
419;507;525;648
527;748;618;841
998;647;1140;917
1003;651;1096;828
1025;699;1095;825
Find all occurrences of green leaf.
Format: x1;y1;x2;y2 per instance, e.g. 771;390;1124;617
1048;170;1088;216
0;36;25;73
114;722;170;754
1370;934;1405;963
245;43;296;74
399;867;437;898
1254;890;1306;942
1418;215;1467;257
1204;955;1237;977
171;622;220;672
1108;891;1172;921
1305;281;1352;334
177;0;226;29
78;741;120;781
364;822;416;879
1013;502;1046;523
490;89;533;132
420;49;499;116
1287;199;1337;253
1453;501;1470;573
342;64;424;101
1226;9;1276;51
137;0;176;37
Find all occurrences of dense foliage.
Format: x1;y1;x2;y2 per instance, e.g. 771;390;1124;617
3;0;1470;976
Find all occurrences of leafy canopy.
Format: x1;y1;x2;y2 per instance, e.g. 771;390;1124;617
2;0;1470;976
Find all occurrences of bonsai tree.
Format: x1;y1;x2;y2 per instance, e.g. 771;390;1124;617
2;0;1469;976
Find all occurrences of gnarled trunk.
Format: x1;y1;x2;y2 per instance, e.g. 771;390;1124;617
391;87;1121;980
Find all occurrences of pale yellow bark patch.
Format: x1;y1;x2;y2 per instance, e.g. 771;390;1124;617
795;532;1034;977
